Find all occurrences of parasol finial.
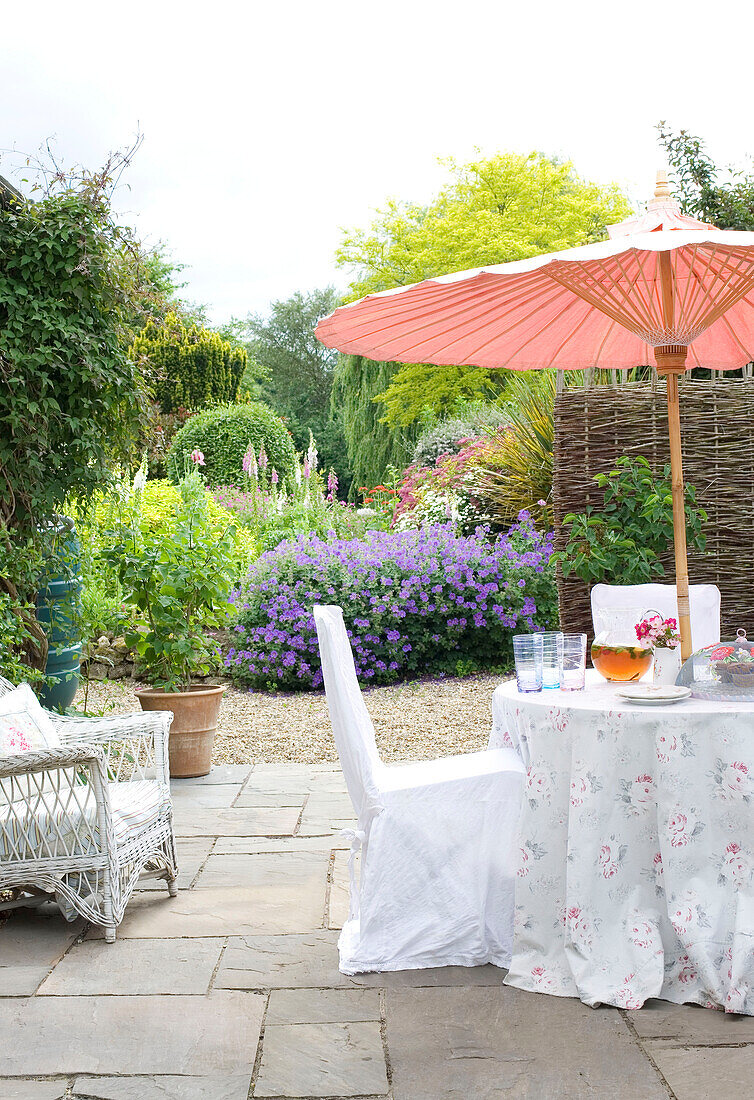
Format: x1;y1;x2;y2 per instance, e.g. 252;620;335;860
654;170;671;201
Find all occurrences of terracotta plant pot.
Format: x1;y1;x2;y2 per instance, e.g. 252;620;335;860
136;684;226;778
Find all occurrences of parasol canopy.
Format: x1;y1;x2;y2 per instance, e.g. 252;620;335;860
317;174;754;659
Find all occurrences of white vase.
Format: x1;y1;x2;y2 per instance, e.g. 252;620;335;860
653;646;681;686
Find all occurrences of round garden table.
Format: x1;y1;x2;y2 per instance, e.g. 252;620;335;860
489;670;754;1013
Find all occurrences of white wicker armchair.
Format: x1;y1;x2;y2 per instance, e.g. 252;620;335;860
0;676;177;942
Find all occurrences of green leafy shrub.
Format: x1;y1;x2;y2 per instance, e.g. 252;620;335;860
73;475;256;642
103;469;239;690
469;373;555;527
131;312;246;414
552;456;707;585
166;403;297;489
412;402;509;467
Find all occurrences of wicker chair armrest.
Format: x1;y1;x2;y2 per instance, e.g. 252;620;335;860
0;745;119;868
0;744;107;779
51;711;172;789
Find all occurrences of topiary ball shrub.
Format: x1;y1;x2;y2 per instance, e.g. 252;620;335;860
166;403;297;488
226;514;557;691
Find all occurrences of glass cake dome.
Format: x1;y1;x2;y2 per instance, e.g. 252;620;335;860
676;629;754;701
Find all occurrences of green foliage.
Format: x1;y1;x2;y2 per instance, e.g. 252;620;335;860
73;475;255;643
337;151;632;299
0;186;149;534
0;528;46;686
329;355;418;498
412;401;509;467
470;372;555;528
376;362;504;429
230;289;352;492
167;403;297;489
131;311;247;414
333;151;629;472
102;469;239;691
552;456;707;585
657;123;754;230
213;454;375;553
0;154;165;678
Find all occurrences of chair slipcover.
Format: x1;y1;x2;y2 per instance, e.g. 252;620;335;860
314;605;524;975
590;582;721;651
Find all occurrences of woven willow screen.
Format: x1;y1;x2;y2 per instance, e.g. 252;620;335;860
553;379;754;641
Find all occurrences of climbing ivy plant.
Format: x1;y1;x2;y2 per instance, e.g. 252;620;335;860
0;157;158;673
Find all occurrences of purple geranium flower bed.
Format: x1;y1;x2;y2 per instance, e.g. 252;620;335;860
226;515;556;691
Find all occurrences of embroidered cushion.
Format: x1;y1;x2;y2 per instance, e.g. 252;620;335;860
0;685;60;756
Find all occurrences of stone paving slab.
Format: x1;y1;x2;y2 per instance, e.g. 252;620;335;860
215;932;353;990
137;837;213;893
0;909;84;996
171;765;253;786
89;852;328;938
646;1044;754;1100
298;794;355;837
38;937;224;996
351;963;508;988
0;1082;66;1100
266;987;382;1024
172;806;300;838
8;761;754;1097
386;986;668;1100
71;1074;253;1099
214;835;348;855
229;789;307;808
169;785;246;809
0;991;265;1076
630;997;754;1043
254;1021;388;1098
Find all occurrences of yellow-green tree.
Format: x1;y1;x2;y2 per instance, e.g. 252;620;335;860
337;151;633;300
131;311;247;413
333;151;633;467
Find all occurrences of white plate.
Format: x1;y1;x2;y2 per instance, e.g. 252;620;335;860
616;684;691;705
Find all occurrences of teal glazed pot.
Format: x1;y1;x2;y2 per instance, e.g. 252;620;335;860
35;516;82;712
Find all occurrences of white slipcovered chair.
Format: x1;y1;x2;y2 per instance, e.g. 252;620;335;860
591;582;721;651
314;605;524;975
0;675;177;942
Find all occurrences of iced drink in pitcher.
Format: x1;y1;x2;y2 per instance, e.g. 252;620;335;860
591;606;653;682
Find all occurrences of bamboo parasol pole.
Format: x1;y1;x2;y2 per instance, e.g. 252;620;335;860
655;235;693;661
654;345;693;662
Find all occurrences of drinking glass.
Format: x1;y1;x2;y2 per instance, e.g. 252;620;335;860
560;633;587;691
513;633;544;693
540;631;564;689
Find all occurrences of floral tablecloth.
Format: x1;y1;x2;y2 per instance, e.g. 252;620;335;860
489;671;754;1013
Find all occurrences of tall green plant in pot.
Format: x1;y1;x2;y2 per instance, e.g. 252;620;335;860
104;459;238;776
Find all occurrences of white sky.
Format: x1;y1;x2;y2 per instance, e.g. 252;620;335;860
3;0;752;323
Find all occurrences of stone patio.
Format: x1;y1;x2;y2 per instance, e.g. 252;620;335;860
2;763;754;1099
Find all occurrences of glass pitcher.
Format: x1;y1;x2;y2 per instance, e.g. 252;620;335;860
591;606;654;682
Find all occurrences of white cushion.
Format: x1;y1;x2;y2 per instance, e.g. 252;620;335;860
108;780;165;845
0;779;165;860
0;685;60;756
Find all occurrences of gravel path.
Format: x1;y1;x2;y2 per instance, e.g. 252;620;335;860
74;672;511;764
